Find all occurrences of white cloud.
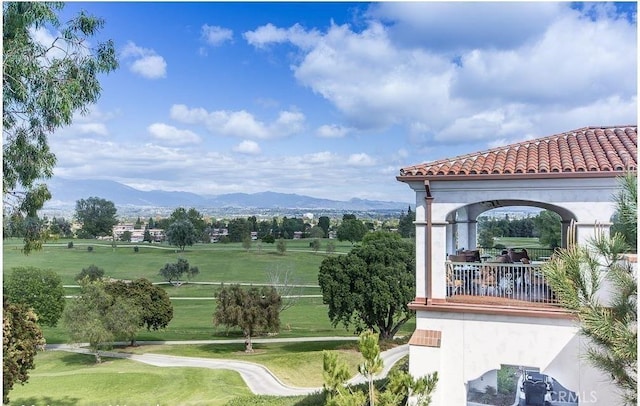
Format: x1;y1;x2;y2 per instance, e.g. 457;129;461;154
170;104;305;139
201;24;233;46
347;153;376;166
233;140;261;155
76;123;109;136
49;132;413;201
244;23;320;50
316;124;351;138
121;41;167;79
243;5;635;147
365;2;564;52
147;123;201;145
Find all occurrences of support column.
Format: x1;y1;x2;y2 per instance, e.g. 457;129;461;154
468;220;478;249
414;187;427;302
446;222;455;256
457;221;470;251
430;222;449;300
561;220;571;249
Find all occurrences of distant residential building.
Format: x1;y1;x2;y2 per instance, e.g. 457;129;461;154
113;223;164;242
210;228;229;243
293;231;303;239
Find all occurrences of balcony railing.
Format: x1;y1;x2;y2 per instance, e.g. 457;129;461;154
446;262;558;306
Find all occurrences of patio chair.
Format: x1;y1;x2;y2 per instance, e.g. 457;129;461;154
508;248;529;263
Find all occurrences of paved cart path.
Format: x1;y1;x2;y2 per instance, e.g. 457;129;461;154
48;339;409;397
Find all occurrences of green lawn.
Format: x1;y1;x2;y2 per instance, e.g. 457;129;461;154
8;351;252;406
4;236;415;405
3;238;352;285
40;296;374;344
115;340;364;387
492;236;545;248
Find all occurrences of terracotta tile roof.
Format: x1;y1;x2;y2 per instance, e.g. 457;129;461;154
399;126;637;179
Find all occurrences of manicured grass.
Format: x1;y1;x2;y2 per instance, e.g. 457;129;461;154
492;237;546;248
116;340;364;387
41;296;392;344
4;238;350;285
8;351;251;406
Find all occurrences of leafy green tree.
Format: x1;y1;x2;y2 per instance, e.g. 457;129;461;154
62;280;140;363
48;216;72;238
318;232;415;339
213;284;281;352
158;258;199;286
477;228;495;248
75;264;105;282
398;206;416;238
311;238;321;254
228;218;251;242
611;172;637;250
318;216;331;237
326;240;336;255
242;236;252;251
533;210;562;248
74;197;118;238
276;238;287;255
3;2;118;254
383;364;438;406
166;219;197;251
3;298;46;404
358;331;384;406
4;267;65;327
143;229;152;243
309;226;325;239
322;350;352;399
337;218;368;245
104;278;173;346
281;217;304;239
120;230;132;242
257;220;272;238
134;217;143;229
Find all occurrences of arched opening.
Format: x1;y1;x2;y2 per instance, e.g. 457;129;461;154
445;200;577;259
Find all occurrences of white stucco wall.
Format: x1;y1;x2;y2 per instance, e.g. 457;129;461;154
409;310;620;406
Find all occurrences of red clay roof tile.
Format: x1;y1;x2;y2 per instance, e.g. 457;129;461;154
399;126;637;179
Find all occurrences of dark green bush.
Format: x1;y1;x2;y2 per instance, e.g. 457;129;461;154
87;246;93;252
67;241;73;249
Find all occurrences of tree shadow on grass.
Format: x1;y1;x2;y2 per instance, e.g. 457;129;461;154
11;395;80;406
277;340;357;353
57;352;98;367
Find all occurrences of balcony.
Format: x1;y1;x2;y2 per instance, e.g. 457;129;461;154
446;261;558;306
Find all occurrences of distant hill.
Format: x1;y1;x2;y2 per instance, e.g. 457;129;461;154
43;177;409;211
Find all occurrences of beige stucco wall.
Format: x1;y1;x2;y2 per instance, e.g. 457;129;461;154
409;310;620;405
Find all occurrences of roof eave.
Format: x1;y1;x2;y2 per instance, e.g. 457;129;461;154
396;169;637;183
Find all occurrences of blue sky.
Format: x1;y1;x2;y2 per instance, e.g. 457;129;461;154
45;2;637;204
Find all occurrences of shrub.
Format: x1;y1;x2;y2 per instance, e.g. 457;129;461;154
67;241;74;249
75;265;104;282
494;243;506;250
133;246;139;253
87;246;93;252
262;235;275;244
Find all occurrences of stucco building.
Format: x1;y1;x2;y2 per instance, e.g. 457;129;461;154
397;125;637;405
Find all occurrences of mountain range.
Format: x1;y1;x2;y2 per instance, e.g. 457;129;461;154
43;177;410;211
